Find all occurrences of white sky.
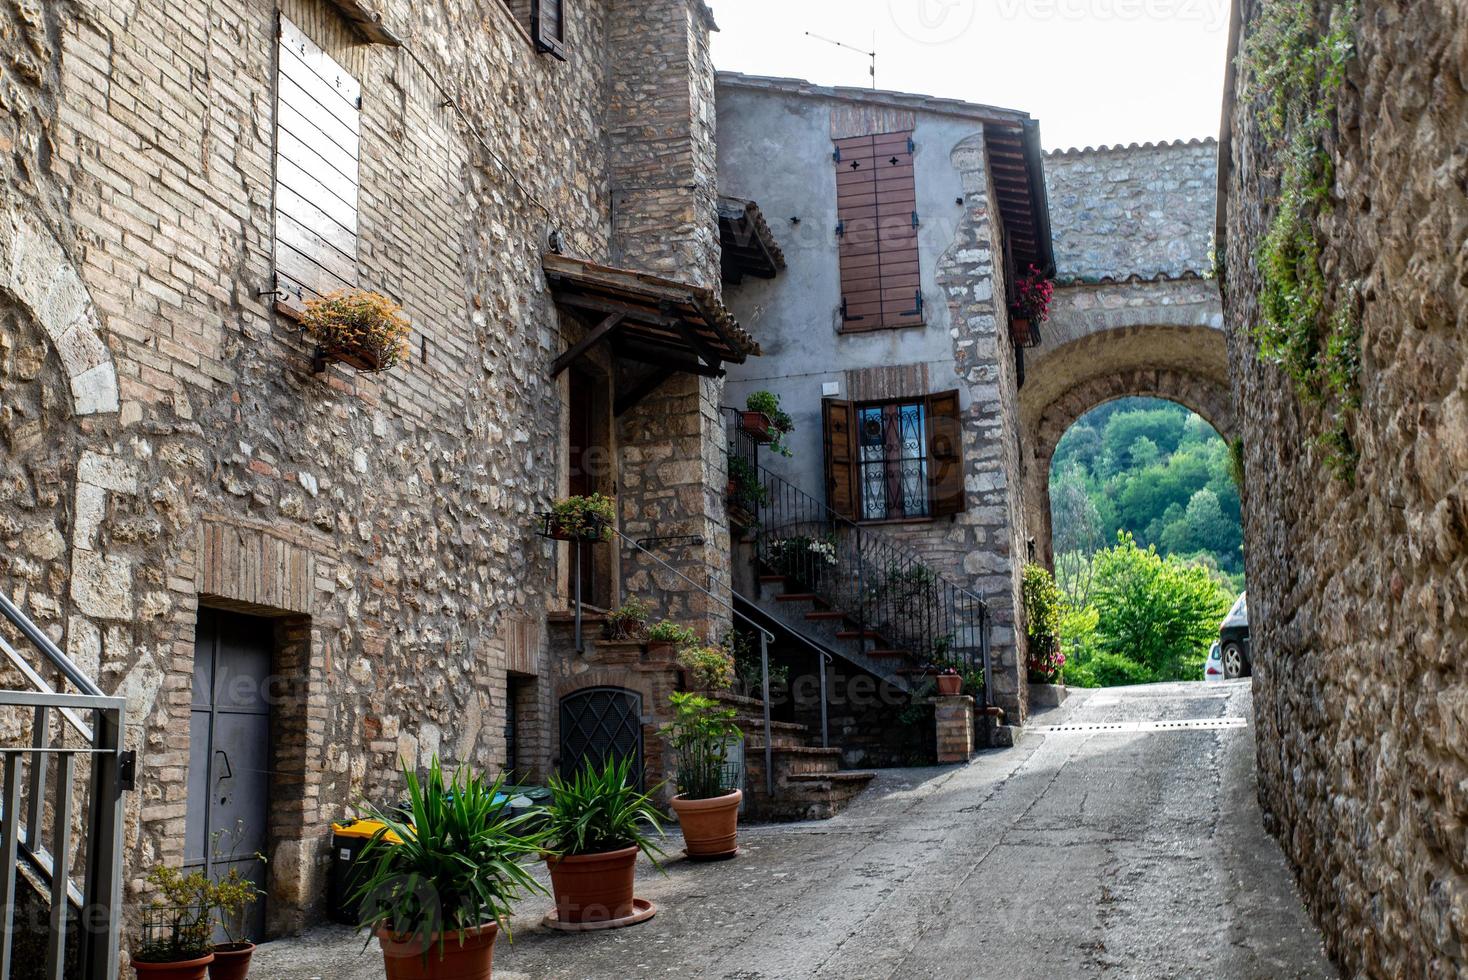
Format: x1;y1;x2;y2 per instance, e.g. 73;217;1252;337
707;0;1233;151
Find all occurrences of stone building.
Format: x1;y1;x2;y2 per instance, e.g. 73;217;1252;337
1219;0;1468;975
0;0;748;941
716;74;1053;726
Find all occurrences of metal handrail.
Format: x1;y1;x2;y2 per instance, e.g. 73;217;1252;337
0;594;128;980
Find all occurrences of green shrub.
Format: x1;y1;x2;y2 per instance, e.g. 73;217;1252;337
660;692;742;800
1022;563;1065;682
647;620;700;649
678;644;734;691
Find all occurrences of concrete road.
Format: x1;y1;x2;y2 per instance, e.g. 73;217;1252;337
251;681;1334;979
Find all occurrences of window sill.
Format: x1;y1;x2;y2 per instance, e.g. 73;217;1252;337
839;321;927;335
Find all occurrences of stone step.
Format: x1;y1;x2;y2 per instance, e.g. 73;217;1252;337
804;610;847;622
749;769;876;821
834;629;883;641
775;593;822;604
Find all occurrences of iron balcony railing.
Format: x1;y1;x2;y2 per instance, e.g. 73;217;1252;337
0;591;129;980
724;409;993;696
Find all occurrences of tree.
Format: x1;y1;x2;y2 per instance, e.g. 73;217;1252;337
1090;532;1233;681
1129;435;1160;468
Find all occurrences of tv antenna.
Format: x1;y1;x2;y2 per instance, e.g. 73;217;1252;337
805;30;877;89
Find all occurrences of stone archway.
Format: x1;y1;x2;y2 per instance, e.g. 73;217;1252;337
1019;280;1233;565
1;206;118;416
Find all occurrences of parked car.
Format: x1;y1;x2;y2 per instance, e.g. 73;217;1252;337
1219;592;1249;679
1203;640;1226;682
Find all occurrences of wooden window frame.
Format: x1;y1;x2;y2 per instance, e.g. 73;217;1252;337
531;0;567;60
835;129;924;333
824;390;965;523
855;398;932;522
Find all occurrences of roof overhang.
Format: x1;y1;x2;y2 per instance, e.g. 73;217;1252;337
985;120;1056;279
718;197;786;284
543;254;760;411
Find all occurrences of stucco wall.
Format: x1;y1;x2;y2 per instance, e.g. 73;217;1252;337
1221;0;1468;975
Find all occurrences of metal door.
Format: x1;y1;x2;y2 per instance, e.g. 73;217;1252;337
559;687;643;790
186;608;272;941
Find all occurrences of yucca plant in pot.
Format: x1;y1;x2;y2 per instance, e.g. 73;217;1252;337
660;692;744;860
352;757;546;980
541;756;665;927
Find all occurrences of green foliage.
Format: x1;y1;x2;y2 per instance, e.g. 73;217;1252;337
136;866;213;964
660;692;742;800
647;619;700;649
550;493;616;541
604;596;651;641
727;455;768;510
1244;0;1361;480
1090;533;1233;681
542;756;666;861
206;865;265;947
746;391;795;456
677;643;735;691
1022;563;1064;682
351;759;546;953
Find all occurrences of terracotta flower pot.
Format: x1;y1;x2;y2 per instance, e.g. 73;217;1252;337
936;674;962;696
133;953;215;980
646;640;676;661
741;411;774;443
671;789;741;858
545;845;639;924
207;943;255;980
376;922;498;980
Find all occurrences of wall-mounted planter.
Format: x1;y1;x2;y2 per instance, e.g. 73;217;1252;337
313;343;386;373
740;411;774;443
540;513;609;542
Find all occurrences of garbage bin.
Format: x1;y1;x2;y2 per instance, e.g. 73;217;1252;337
328;819;401;925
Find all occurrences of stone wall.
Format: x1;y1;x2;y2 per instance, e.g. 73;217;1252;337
1221;0;1468;975
0;0;662;938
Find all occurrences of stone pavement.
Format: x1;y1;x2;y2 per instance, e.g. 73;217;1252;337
250;682;1334;978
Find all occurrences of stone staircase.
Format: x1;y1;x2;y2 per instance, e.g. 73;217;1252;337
720;693;876;821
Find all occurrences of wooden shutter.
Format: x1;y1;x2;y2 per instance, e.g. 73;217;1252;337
925;389;966;517
532;0;567;59
822;399;859;520
835;130;922;331
274;16;360;312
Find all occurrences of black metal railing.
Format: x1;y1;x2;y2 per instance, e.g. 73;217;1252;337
722;409;992;689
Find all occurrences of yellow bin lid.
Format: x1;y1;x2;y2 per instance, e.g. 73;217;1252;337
331;818;405;844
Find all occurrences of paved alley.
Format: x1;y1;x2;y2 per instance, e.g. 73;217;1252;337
251;681;1333;979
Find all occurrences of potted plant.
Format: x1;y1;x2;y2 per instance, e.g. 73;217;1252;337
302;289;413;373
726;456;767;528
132;866;214;979
541;756;665;926
660;692;744;859
352;757;546;980
604;596;651;642
1009;264;1054;348
542;493;616;542
936;666;962;697
743;392;795;456
204;862;265;980
676;643;735;692
647;620;700;661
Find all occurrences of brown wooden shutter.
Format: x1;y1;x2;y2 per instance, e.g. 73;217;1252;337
835;130;922;331
274;15;360;312
532;0;567;59
822;399;859;520
925;389;966;517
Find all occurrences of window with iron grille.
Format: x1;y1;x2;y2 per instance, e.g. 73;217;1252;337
824;389;965;522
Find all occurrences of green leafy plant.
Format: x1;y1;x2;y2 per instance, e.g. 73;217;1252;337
745;391;795;456
351;758;546;954
659;692;743;800
302;289;412;371
205;867;265;948
647;619;700;650
1244;0;1361;481
549;493;616;541
678;643;735;691
135;866;213;964
542;756;665;861
727;455;768;509
604;595;651;641
1023;563;1065;683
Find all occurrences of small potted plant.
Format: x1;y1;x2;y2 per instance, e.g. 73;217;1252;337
604;596;651;642
302;289;413;373
352;757;546;979
541;757;665;927
204;861;265;980
1009;264;1054;348
936;665;962;697
676;643;735;692
542;493;616;542
132;866;214;979
742;392;795;456
647;620;700;661
661;692;744;860
726;456;768;528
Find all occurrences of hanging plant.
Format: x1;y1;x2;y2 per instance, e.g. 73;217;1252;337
542;493;616;542
302;289;412;373
1009;265;1054;348
743;391;795;457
